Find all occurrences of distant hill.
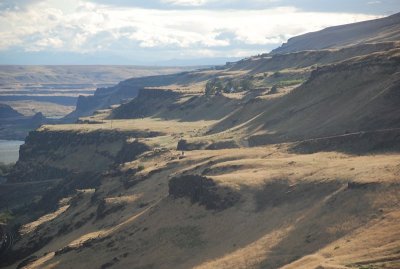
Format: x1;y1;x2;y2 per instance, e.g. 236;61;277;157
0;65;195;138
0;65;193;85
66;13;400;122
272;12;400;54
0;104;22;118
0;104;47;140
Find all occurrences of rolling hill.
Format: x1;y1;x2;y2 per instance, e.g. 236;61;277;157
272;12;400;54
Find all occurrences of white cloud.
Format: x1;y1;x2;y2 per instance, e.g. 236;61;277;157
0;0;380;61
160;0;212;6
26;37;63;51
367;1;381;4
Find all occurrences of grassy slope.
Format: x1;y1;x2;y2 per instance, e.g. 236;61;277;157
5;141;400;269
210;48;400;146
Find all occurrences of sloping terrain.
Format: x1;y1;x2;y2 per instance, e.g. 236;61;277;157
0;105;47;140
0;66;193;139
0;104;22;118
272;12;400;54
231;41;399;73
67;13;400;122
0;65;192;117
0;66;191;85
2;125;400;269
66;69;218;120
211;48;400;146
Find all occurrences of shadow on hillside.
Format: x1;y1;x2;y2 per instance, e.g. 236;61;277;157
289;128;400;155
255;180;386;268
112;92;240;122
182;179;393;269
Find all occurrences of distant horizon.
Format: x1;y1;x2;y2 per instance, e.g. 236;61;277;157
0;63;219;67
0;0;398;65
0;55;242;66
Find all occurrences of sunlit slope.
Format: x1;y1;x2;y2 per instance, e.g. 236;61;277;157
272;12;400;54
210;49;400;147
5;146;400;269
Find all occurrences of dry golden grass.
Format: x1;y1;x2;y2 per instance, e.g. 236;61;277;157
20;206;70;235
2;101;75;117
40;118;215;135
8;141;400;269
7;46;400;268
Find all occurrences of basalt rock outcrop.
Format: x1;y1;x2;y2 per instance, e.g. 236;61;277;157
9;129;161;182
168;175;240;210
115;140;151;164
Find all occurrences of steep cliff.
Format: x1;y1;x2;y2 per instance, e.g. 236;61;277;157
65;70;217;120
9;128;160;182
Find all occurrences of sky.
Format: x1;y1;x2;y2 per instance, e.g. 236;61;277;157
0;0;398;65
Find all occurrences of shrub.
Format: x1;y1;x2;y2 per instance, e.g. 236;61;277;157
0;210;13;224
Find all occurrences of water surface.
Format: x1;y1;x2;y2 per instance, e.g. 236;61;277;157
0;140;24;164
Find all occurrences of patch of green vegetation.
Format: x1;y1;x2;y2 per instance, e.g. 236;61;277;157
0;210;14;224
156;225;204;248
205;76;254;95
273;71;283;78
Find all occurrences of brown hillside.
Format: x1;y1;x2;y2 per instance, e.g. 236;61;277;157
272;12;400;54
211;48;400;147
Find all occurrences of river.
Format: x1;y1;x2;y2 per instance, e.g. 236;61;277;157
0;140;24;164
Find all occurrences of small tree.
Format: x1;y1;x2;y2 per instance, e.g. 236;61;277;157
240;78;253;91
214;79;224;93
205;80;215;95
223;80;233;93
273;71;281;78
205;78;224;95
270;85;278;94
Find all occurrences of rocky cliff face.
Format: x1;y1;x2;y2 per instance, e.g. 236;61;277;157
0;106;48;140
0;104;23;118
9;129;159;182
169;175;240;210
65;71;199;120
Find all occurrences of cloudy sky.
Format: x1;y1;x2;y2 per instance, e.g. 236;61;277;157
0;0;398;65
